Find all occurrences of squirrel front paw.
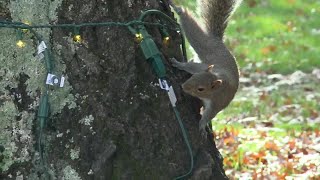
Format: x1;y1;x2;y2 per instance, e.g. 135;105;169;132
199;122;208;139
169;58;181;68
200;128;208;139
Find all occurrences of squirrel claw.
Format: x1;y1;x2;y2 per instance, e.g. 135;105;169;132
199;123;208;139
199;121;208;139
169;58;180;67
200;128;208;139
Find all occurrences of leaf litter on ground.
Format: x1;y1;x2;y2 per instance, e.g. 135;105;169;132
212;69;320;179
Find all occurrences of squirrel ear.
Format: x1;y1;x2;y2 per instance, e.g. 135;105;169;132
211;79;222;89
207;65;214;72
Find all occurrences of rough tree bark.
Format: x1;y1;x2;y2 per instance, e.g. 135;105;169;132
0;0;227;179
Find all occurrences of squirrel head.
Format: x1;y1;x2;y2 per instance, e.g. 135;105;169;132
182;65;222;99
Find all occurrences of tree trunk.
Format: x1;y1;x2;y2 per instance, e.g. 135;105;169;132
0;0;227;179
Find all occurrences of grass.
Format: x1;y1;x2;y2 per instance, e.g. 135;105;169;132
175;0;320;74
216;80;320;122
225;0;320;74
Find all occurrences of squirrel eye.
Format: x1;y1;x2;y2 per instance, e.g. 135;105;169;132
197;87;205;92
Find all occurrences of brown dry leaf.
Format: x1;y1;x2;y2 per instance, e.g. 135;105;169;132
288;152;294;159
261;121;274;127
230;126;240;136
280;173;287;180
301;132;313;144
287;0;296;4
243;156;250;164
223;157;233;167
264;140;280;151
295;8;305;16
300;45;309;51
224;136;236;145
301;165;309;172
247;0;257;8
284;97;293;105
252;170;258;180
310;109;319;119
261;45;277;55
304;87;314;91
285;161;294;174
301;148;309;155
288;140;296;150
259;91;268;101
250;151;266;161
282;40;293;46
261;47;270;55
259;131;267;137
261;158;268;165
308;163;317;170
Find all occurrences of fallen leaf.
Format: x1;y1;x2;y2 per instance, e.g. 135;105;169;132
261;45;277;55
247;0;257;8
287;0;296;4
288;140;296;150
265;140;280;151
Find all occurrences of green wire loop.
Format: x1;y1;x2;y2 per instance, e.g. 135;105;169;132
139;9;180;28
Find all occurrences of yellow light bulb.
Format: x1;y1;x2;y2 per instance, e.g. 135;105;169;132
22;21;31;32
163;36;170;46
23;21;31;25
73;35;82;42
134;33;143;43
16;40;26;48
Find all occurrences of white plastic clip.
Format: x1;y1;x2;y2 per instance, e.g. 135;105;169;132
159;79;170;91
168;86;177;107
37;41;47;60
159;79;177;107
46;73;65;87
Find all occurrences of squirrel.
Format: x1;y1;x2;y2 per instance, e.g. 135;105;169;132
169;0;241;136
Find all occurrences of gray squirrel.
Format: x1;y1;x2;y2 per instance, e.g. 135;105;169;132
169;0;241;136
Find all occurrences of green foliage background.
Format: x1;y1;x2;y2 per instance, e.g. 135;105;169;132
176;0;320;74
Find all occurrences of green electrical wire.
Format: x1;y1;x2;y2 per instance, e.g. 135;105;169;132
138;10;194;179
37;89;50;180
138;10;187;61
0;9;193;179
0;20;177;31
1;20;53;179
139;9;180;27
173;107;194;179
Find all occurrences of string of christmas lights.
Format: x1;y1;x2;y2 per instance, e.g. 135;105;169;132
0;9;192;179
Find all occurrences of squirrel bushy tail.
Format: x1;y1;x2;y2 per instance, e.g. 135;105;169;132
202;0;241;39
177;0;241;64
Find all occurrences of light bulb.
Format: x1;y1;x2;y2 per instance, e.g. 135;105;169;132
16;40;26;48
163;36;170;46
135;33;143;42
73;35;82;42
